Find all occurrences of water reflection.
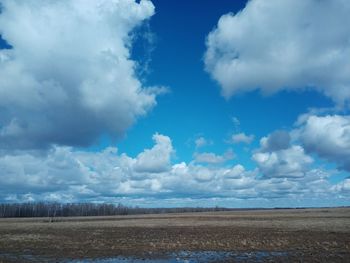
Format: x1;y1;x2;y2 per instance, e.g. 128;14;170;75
68;251;288;262
0;251;289;262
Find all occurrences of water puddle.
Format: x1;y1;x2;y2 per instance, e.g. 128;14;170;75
1;251;289;262
67;251;288;262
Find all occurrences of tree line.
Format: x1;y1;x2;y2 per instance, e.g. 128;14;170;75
0;202;232;218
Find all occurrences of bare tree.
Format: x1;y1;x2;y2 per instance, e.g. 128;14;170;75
0;202;232;218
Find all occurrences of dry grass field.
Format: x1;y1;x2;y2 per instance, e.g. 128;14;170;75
0;207;349;262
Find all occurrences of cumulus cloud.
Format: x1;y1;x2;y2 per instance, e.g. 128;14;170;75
249;114;350;200
255;168;334;200
0;132;345;204
2;135;342;204
253;132;313;178
134;133;173;173
0;133;258;201
205;0;350;104
297;114;350;171
260;130;290;152
229;132;254;144
0;133;172;201
0;0;161;149
332;178;350;196
0;146;91;195
160;162;257;198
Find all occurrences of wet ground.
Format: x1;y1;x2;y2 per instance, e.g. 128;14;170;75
0;250;292;262
1;250;349;263
0;208;349;262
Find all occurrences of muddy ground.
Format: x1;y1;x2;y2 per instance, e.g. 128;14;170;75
0;208;349;262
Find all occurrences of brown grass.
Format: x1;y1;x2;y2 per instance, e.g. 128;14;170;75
0;207;349;262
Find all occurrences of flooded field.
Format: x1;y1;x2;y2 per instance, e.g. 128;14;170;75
0;208;349;262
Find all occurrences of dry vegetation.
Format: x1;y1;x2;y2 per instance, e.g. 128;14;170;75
0;207;349;262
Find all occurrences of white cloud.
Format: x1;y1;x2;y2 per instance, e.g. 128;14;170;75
297;114;350;171
222;164;245;179
260;130;290;152
332;178;350;196
0;133;254;201
162;162;257;196
134;133;173;173
205;0;350;105
0;133;173;201
0;132;347;205
0;146;90;195
229;132;254;144
0;0;161;149
253;145;313;178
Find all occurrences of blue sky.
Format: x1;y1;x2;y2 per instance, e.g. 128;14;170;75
0;0;349;207
118;0;333;162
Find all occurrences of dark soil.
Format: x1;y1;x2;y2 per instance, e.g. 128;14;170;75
0;208;349;262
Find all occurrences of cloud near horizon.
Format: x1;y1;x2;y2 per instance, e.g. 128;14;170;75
0;132;348;205
0;0;162;150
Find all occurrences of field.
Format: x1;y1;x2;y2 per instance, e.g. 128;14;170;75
0;207;349;262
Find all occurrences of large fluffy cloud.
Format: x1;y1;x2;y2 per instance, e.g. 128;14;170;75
297;114;350;171
253;145;313;178
134;133;173;173
0;0;161;150
260;130;291;152
253;130;313;178
0;133;172;201
205;0;350;104
332;178;350;196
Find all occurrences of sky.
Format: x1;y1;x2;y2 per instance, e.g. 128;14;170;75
0;0;349;207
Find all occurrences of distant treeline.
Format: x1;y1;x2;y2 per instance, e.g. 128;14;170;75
0;202;232;218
